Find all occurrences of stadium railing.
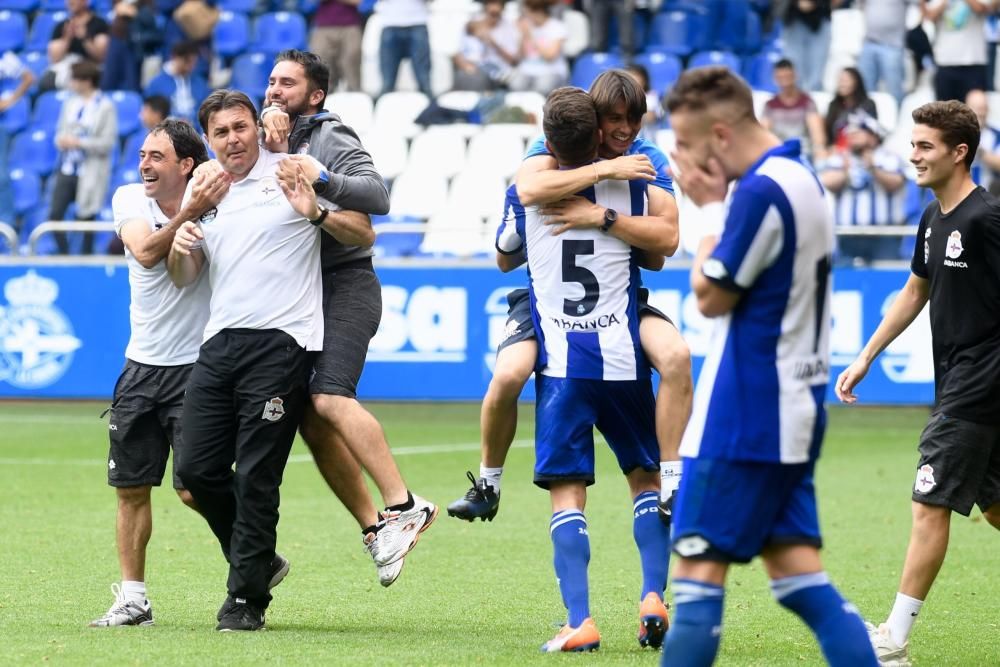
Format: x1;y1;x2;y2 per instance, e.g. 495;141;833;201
27;221;117;256
0;222;17;254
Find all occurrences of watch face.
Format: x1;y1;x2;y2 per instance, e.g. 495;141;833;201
605;209;617;223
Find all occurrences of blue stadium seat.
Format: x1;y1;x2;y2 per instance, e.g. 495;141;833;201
743;50;783;93
602;11;650;54
633;52;682;94
214;10;250;58
0;0;37;12
648;7;709;57
11;127;58;177
19;51;49;95
0;94;29;134
230;52;271;103
119;130;145;172
218;0;256;12
297;0;318;14
710;1;760;53
250;12;307;55
10;167;41;215
689;50;742;73
109;90;142;137
31;89;70;135
570;52;624;90
27;11;66;51
373;215;425;259
38;0;65;9
0;10;28;51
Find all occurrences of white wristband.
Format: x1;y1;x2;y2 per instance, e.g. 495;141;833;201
699;201;726;238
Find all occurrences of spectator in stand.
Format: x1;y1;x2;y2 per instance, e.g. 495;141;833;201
310;0;363;92
49;61;117;255
0;52;35;229
588;0;634;57
45;0;109;91
509;0;568;94
453;0;520;91
140;95;170;132
145;41;211;129
624;63;662;139
857;0;908;105
100;0;161;92
965;89;1000;192
922;0;993;102
780;0;844;93
761;58;828;161
825;67;879;152
819;112;907;264
375;0;432;97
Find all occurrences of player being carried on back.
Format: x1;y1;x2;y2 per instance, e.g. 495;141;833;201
448;69;691;527
504;86;671;653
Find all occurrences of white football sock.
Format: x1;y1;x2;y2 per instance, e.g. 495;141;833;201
886;592;923;646
480;465;503;494
121;580;146;604
660;461;682;503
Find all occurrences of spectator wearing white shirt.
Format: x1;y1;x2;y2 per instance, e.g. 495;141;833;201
966;88;1000;192
819;112;908;264
922;0;997;102
508;0;568;95
453;0;520;91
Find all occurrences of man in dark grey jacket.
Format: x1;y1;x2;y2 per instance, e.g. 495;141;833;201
261;49;438;587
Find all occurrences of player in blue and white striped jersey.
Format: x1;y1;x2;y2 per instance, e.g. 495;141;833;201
659;68;877;667
516;87;670;654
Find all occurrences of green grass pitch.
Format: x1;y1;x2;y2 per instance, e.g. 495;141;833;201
1;402;997;666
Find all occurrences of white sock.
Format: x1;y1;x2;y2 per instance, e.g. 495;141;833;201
660;461;682;503
121;580;146;603
480;464;503;494
886;592;923;646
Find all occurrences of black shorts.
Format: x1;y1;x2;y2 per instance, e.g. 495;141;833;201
107;359;192;489
495;286;675;354
913;412;1000;515
310;259;383;397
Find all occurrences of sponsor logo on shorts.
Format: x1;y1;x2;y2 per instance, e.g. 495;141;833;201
914;463;936;494
502;319;522;342
108;459;116;470
262;397;286;422
674;535;710;557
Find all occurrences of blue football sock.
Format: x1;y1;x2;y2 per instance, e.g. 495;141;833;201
550;510;590;627
633;491;670;599
660;579;724;667
771;572;879;667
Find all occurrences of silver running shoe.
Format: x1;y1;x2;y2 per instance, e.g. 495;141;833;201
89;583;154;627
372;494;438;566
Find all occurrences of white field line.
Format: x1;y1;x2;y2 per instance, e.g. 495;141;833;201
0;440;534;467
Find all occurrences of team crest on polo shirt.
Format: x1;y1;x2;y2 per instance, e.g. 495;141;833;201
262;397;285;422
945;231;963;259
914;464;936;494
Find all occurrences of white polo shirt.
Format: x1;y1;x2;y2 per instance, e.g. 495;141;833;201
113;183;211;366
186;149;324;350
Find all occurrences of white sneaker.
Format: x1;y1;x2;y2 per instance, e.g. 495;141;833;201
370;494;438;566
89;583;154;627
377;557;405;587
866;621;912;666
362;531;406;587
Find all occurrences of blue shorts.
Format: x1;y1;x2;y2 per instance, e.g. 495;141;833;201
533;375;659;489
671;457;822;563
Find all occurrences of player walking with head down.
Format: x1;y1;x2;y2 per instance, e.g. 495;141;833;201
837;100;1000;666
510;86;671;653
660;67;877;666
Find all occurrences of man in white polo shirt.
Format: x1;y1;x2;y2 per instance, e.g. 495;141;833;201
89;119;229;628
167;89;339;632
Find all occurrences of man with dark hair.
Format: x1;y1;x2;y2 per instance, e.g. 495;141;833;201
89;119;230;627
500;86;668;652
47;0;109;76
449;69;689;558
146;40;211;128
837;99;1000;666
168;89;350;631
259;49;437;587
660;66;876;666
761;58;827;161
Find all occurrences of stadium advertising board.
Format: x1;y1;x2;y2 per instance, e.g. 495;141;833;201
0;265;934;404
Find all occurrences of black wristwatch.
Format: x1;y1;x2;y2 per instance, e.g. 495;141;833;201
309;205;329;227
600;208;618;232
312;169;330;196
